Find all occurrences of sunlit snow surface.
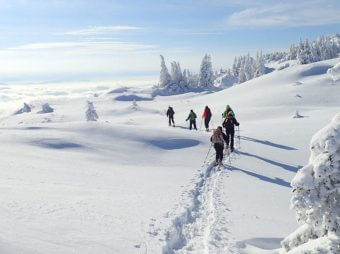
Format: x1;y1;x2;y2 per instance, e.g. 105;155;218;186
0;58;339;254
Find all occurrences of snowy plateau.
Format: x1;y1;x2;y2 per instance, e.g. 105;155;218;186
0;58;339;254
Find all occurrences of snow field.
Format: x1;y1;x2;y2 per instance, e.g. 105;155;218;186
0;57;339;253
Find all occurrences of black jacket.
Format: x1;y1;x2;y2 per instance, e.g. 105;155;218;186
167;107;175;117
223;117;239;132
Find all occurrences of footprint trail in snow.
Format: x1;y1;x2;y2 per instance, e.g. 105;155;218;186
162;152;237;254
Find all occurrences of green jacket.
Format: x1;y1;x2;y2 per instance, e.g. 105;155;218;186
186;111;197;121
222;109;234;119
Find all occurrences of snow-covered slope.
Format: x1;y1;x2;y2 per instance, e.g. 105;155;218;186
0;58;339;254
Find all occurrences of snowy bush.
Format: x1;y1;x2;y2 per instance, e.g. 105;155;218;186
327;61;340;83
281;113;340;254
14;103;31;115
85;101;98;121
293;110;303;118
37;103;54;114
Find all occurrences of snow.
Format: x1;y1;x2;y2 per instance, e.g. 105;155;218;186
0;58;339;253
327;60;340;82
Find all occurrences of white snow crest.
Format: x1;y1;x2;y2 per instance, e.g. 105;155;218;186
281;113;340;253
327;61;340;82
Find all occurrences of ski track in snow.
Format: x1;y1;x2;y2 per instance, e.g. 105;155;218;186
162;151;237;254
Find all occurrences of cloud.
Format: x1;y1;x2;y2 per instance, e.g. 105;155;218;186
225;1;340;27
4;40;158;54
62;26;142;36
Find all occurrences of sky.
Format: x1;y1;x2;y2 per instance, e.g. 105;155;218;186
0;0;339;84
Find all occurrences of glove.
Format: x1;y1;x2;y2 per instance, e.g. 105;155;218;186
236;122;240;126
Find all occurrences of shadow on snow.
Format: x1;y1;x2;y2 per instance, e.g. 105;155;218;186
114;94;153;101
30;139;85;150
227;165;291;188
241;136;297;151
149;138;200;150
238;151;301;173
300;64;332;77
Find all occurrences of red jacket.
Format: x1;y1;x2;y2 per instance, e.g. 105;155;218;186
203;108;212;119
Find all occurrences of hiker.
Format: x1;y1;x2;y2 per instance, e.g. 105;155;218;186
166;106;175;127
186;109;197;130
222;110;240;152
222;105;234;121
211;126;228;166
202;106;212;131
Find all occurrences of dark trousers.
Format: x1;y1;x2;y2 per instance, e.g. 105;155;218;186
189;120;197;130
168;116;175;126
204;117;211;129
214;143;224;162
225;129;235;150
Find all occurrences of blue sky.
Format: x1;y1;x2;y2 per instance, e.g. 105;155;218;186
0;0;339;83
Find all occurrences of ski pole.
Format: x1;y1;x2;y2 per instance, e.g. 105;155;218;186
237;126;241;150
211;116;215;130
203;142;213;165
200;117;203;131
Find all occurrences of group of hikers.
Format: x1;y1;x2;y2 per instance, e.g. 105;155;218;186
166;105;240;166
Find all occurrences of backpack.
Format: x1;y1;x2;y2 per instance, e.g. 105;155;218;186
212;131;223;144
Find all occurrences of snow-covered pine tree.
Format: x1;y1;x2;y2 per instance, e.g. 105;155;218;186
86;101;98;121
281;113;340;254
186;69;199;88
297;39;312;64
170;61;183;84
198;54;214;89
288;44;298;60
254;51;266;77
159;55;171;88
244;53;255;81
232;56;241;78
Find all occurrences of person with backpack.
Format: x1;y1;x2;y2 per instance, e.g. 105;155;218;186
186;109;197;130
202;106;212;132
211;126;228;166
166;106;175;127
222;105;234;120
222;110;239;152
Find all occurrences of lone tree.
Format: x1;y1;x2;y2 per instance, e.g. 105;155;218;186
85;101;98;121
198;54;214;88
159;55;171;88
281;113;340;253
